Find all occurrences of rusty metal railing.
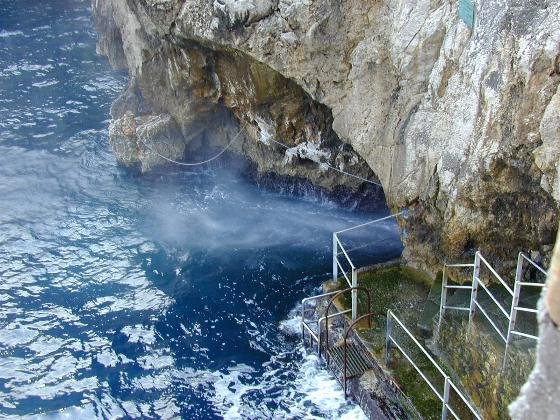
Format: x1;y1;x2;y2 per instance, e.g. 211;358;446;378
340;312;379;396
323;287;371;362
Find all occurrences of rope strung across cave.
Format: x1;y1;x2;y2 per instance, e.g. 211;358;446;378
137;122;381;186
136;124;246;166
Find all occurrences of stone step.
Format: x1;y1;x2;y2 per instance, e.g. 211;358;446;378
417;278;442;338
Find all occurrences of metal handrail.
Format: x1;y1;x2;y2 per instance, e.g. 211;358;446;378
473;300;507;342
302;290;343;349
475;277;511;319
323;287;371;362
334;212;404;235
448;380;480;420
333;232;360;319
510;330;539;340
469;252;516;345
519;252;547;276
516;282;546;287
504;252;548;355
336;257;351;285
341;312;379;396
477;252;513;296
316;309;352;353
445;263;475;268
335;235;355;270
439;262;475;325
386;310;481;420
438;251;546;370
302;290;342;305
332;212;402;320
303;310;352;341
387;310;447;378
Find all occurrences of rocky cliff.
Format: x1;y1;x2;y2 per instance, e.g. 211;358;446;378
92;0;560;275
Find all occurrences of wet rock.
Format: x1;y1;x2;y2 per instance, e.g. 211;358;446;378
109;112;186;172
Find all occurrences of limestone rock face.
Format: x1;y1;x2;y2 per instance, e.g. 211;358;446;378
92;0;560;272
535;84;560;203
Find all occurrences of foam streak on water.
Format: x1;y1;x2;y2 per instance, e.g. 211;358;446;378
0;1;402;418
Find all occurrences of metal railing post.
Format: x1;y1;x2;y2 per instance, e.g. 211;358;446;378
468;252;481;329
351;269;357;320
442;376;451;420
333;233;338;282
508;253;524;340
386;310;393;364
301;302;306;343
506;279;521;347
384;311;482;420
504;253;524;368
317;320;322;354
438;264;448;327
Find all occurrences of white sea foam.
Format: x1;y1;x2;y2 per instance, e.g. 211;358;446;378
95;348;119;368
208;307;367;419
23;403;99;420
283;308;368;419
32;80;59;88
208;350;367;419
0;30;24;38
121;324;157;345
278;303;304;337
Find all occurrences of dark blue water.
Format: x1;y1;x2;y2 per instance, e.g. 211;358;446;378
0;1;402;418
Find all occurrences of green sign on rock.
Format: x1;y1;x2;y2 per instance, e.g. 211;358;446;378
459;0;475;29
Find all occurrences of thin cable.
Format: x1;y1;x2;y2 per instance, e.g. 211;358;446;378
137;121;381;186
137;124;246;167
266;137;382;186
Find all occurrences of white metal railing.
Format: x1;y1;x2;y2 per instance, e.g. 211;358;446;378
506;253;547;344
469;252;514;343
438;262;475;325
386;310;481;420
333;233;358;320
301;291;350;352
333;212;403;320
438;251;547;365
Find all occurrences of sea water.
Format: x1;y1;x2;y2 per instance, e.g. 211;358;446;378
0;1;402;418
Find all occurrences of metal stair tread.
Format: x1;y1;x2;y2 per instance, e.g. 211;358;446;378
328;340;375;378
